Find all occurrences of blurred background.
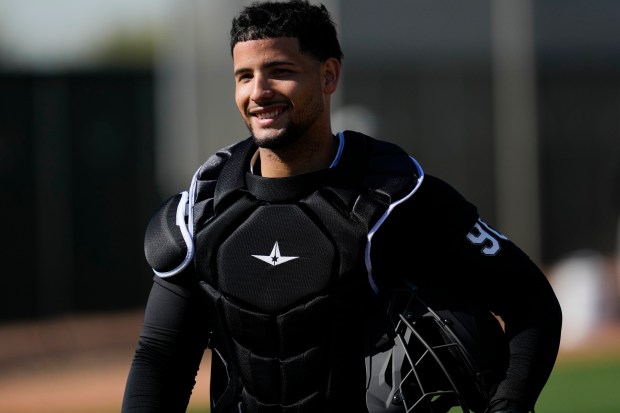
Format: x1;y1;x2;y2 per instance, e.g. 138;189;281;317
0;0;619;412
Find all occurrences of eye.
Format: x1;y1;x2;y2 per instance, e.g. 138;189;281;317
272;68;293;77
235;72;253;83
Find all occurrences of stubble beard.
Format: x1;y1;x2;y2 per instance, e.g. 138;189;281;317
249;121;305;150
249;98;324;150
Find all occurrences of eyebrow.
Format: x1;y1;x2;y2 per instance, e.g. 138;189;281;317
233;60;296;77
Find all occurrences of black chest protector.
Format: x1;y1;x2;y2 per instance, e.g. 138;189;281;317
189;132;421;413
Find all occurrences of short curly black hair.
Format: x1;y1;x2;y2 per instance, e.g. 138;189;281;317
230;0;343;62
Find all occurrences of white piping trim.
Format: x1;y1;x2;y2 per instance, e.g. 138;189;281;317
365;156;425;294
187;167;200;235
330;132;345;168
153;168;201;278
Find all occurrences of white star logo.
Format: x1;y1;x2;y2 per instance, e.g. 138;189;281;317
251;241;299;266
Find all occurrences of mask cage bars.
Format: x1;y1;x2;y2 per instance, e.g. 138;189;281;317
367;284;496;413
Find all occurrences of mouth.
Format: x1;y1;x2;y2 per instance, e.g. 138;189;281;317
249;105;288;124
256;108;285;119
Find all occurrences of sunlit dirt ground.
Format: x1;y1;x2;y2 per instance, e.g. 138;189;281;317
0;310;211;413
0;307;619;413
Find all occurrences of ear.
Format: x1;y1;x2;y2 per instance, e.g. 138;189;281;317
322;57;341;95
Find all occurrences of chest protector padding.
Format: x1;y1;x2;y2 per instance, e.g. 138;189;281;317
192;132;420;413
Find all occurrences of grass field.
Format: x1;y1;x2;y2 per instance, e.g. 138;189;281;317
535;354;620;413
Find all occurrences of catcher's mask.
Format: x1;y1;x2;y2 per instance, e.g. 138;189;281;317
365;282;509;413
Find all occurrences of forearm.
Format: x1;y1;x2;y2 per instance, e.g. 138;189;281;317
486;247;563;411
491;286;562;411
122;335;204;412
122;276;211;412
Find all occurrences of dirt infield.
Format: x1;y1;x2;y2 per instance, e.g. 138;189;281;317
0;309;619;413
0;310;210;413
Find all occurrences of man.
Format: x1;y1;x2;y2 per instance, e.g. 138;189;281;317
122;1;562;412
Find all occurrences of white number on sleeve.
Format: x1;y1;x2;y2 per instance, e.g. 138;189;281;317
466;220;508;256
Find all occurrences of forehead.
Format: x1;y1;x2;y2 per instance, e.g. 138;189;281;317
232;37;308;67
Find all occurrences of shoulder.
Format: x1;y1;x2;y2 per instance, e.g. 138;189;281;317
194;139;251;182
344;131;476;218
144;192;193;277
342;131;414;175
412;174;479;233
186;138;254;212
340;131;423;202
372;170;479;247
143;138;254;278
418;175;472;205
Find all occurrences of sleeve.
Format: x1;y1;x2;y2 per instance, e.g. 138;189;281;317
456;218;562;412
121;268;211;413
374;174;562;412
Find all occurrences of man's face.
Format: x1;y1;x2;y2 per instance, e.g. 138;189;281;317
233;37;327;149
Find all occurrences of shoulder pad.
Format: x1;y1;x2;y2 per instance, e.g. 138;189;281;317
339;132;425;295
144;191;194;277
192;139;254;228
364;136;424;203
337;131;424;204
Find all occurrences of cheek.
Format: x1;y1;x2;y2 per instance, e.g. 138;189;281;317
235;89;247;113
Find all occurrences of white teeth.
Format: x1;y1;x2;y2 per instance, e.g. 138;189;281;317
256;109;281;119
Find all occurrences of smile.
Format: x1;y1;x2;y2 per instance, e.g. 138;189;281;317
252;107;286;120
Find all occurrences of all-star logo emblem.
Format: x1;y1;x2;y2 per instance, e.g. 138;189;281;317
251;241;299;266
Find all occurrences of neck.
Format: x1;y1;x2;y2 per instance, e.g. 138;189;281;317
257;133;338;178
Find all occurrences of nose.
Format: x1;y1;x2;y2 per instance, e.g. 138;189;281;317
250;73;274;101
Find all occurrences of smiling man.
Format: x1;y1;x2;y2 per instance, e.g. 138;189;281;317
233;35;340;177
121;2;562;413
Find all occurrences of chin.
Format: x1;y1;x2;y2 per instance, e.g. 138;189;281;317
252;129;286;148
253;136;282;149
251;122;303;150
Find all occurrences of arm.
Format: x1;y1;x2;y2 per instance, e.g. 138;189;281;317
458;218;562;412
375;174;561;412
121;271;210;413
414;176;561;411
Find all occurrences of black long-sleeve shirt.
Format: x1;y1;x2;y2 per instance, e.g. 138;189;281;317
122;133;562;413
